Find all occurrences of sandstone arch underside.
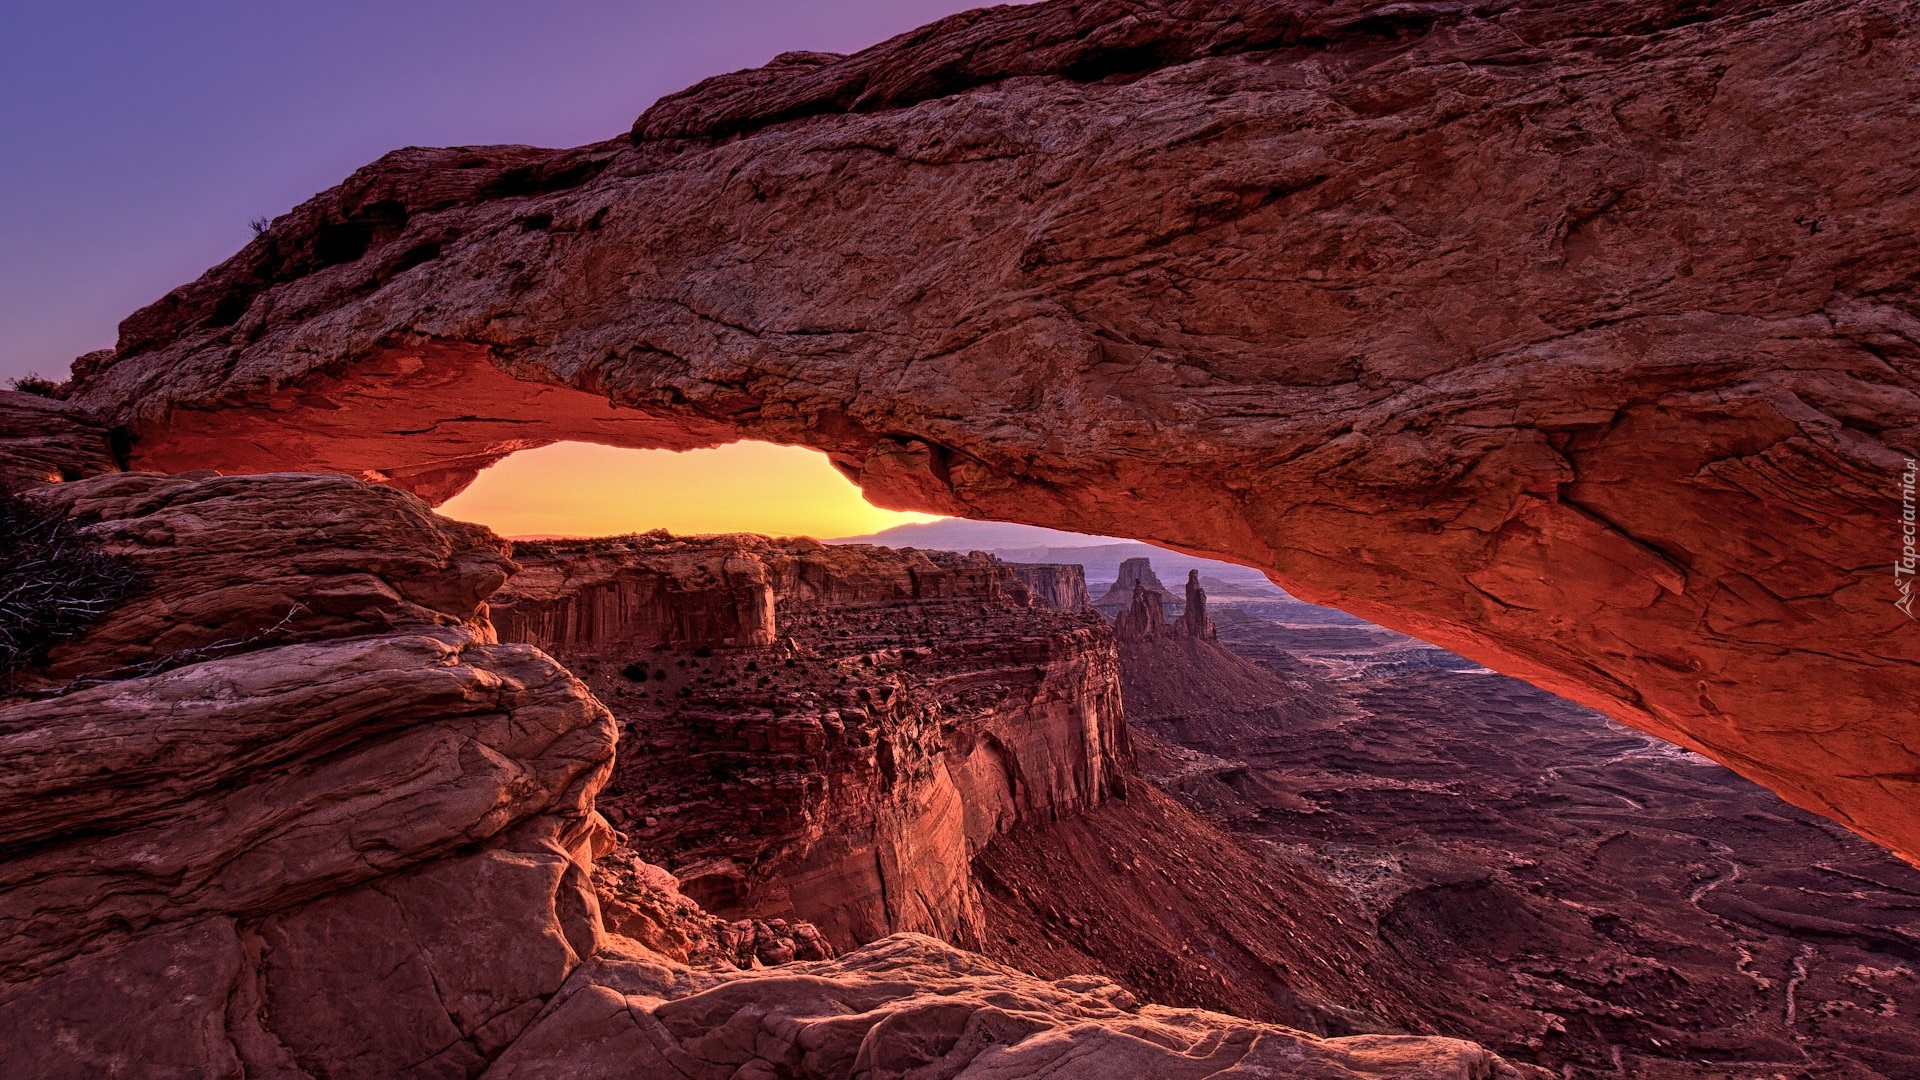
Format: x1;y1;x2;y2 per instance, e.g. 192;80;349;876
67;0;1920;860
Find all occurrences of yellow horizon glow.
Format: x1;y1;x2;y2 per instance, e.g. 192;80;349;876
437;440;942;540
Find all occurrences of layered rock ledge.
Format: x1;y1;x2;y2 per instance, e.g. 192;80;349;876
0;473;620;1076
0;390;119;491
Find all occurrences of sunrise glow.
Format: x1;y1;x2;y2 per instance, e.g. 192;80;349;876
437;440;942;540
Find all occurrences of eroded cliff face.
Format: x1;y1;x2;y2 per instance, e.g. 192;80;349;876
491;535;779;652
1006;561;1093;613
52;0;1920;860
490;534;1130;950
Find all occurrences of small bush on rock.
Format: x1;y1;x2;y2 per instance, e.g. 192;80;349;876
0;488;140;684
6;374;65;399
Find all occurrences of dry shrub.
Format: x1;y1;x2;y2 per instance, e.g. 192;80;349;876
0;487;140;683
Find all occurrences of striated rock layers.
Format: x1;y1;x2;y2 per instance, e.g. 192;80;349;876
54;0;1920;860
0;463;1525;1077
15;471;514;689
490;534;1131;950
1007;561;1094;613
0;390;119;491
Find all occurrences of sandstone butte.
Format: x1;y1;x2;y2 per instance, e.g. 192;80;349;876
49;0;1920;865
56;0;1920;857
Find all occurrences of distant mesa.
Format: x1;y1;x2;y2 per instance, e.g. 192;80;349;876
831;518;1127;550
1112;565;1216;643
1096;556;1174;619
839;522;1289;610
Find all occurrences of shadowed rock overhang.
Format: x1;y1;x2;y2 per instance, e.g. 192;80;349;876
62;0;1920;860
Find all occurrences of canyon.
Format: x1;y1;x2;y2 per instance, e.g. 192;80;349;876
2;408;1915;1076
1100;581;1920;1076
489;533;1129;948
0;462;1529;1079
491;519;1920;1074
3;0;1917;1075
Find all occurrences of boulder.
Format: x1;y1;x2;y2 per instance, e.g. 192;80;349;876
19;471;513;688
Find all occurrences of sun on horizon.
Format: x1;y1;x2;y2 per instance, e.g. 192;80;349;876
437;440;943;541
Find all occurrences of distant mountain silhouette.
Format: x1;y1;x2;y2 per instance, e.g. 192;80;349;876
828;519;1283;598
828;519;1127;549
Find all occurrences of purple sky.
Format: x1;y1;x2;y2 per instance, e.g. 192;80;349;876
0;0;1012;385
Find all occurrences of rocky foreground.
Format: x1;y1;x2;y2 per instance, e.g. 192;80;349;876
0;459;1527;1079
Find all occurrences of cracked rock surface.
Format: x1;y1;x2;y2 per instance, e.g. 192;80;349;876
482;934;1528;1080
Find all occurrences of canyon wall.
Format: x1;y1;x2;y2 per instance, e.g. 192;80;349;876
490;535;1130;949
491;535;780;652
489;533;1083;651
1007;561;1093;613
53;0;1920;860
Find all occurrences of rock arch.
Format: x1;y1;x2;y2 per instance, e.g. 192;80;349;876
66;0;1920;860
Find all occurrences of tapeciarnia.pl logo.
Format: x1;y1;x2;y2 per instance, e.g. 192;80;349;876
1899;457;1918;621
